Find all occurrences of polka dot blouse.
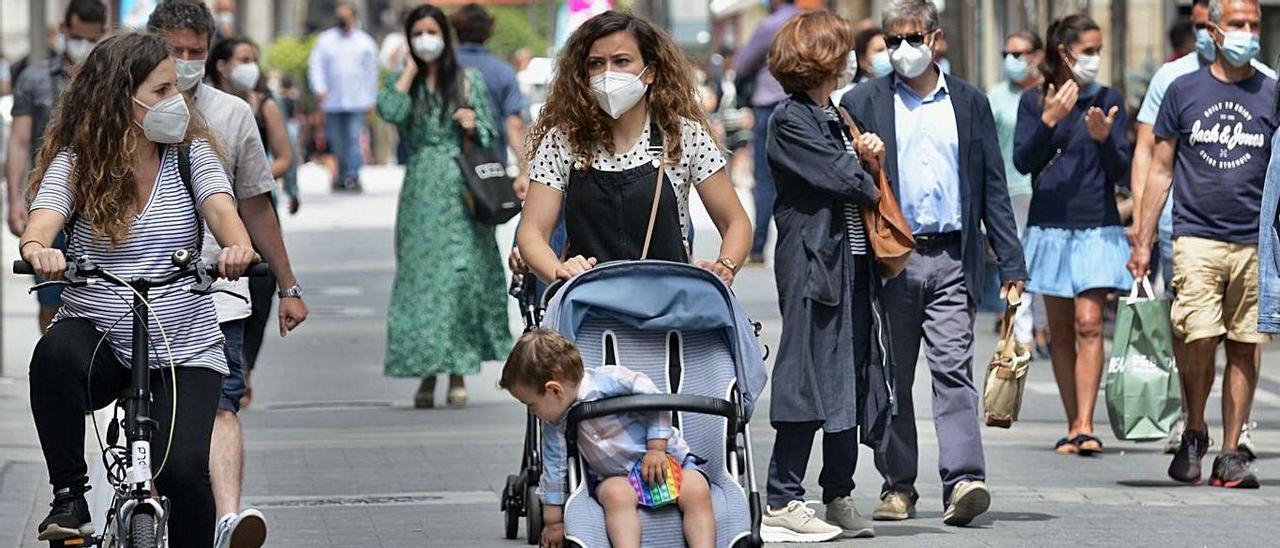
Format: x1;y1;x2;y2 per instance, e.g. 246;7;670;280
529;117;727;239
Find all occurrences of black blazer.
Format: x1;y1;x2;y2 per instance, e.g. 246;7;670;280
840;72;1028;303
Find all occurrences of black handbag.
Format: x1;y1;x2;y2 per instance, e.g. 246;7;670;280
455;89;521;225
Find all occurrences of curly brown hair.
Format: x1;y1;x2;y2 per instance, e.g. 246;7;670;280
499;329;584;393
769;10;855;96
27;32;217;248
528;10;711;166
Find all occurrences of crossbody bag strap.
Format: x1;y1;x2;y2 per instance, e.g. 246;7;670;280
640;122;666;260
176;143;205;256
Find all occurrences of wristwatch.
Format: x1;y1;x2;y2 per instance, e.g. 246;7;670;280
278;284;304;299
717;257;740;274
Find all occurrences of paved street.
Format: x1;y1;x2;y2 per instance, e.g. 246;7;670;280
3;163;1280;547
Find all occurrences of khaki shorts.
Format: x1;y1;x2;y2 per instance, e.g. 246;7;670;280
1170;237;1269;344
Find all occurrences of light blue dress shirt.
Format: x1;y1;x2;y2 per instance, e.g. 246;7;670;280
537;366;691;505
894;73;963;234
307;27;380;113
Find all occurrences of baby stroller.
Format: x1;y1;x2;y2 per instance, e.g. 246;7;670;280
541;260;768;548
501;271;548;543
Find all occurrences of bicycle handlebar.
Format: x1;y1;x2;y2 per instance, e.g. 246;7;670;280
13;258;271;283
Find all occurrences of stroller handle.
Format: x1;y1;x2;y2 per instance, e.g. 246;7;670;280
564;394;739;458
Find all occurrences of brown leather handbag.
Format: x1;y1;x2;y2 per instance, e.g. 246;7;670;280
838;107;915;279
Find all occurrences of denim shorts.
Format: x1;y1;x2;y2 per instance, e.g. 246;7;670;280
218;320;247;413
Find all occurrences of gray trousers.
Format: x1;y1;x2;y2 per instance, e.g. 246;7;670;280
875;240;986;506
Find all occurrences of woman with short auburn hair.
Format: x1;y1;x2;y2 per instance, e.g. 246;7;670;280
758;10;896;543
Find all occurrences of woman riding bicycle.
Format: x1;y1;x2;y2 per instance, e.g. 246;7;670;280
19;32;256;547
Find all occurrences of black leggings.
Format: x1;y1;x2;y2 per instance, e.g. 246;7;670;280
30;319;222;548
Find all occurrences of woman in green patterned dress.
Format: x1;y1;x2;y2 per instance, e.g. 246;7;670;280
377;4;510;408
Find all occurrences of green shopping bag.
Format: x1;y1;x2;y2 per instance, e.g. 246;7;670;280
1105;279;1183;441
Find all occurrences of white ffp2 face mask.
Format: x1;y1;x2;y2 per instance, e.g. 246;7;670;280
134;94;191;144
411;33;445;63
174;58;206;91
837;50;858;88
230;62;260;90
590;67;649;119
65;38;95;65
890;39;934;79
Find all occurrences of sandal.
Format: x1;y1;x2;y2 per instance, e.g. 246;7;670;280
1054;437;1079;455
1073;434;1105;456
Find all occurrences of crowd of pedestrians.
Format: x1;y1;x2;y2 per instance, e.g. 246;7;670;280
4;0;1279;546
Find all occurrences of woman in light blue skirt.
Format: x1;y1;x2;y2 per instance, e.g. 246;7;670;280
1013;14;1131;457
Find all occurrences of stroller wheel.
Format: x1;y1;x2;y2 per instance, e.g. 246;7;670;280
503;474;520;539
525;483;543;545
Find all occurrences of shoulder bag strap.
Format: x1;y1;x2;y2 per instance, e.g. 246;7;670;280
640;121;666;260
176;143;206;255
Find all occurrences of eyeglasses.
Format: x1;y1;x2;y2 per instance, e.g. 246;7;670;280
885;30;935;50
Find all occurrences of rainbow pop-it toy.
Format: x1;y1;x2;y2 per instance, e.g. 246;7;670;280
626;453;683;508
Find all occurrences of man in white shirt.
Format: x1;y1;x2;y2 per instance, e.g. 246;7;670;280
148;2;310;547
308;2;379;192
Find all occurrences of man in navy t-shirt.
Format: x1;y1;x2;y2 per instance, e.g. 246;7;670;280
1129;0;1271;490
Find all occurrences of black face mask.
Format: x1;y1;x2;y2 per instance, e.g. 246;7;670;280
338;18;351;31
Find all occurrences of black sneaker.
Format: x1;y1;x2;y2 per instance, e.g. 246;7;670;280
37;488;93;540
1210;451;1259;489
1168;429;1210;484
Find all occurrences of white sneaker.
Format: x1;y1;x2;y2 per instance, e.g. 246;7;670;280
214;509;267;548
1239;422;1258;461
824;496;875;538
1164;416;1186;455
761;500;843;543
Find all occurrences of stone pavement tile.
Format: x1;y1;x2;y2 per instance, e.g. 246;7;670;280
0;462;41;548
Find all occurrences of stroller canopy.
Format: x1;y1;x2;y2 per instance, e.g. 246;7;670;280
542;261;768;418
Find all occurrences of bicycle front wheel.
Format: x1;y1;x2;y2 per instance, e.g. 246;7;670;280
128;513;155;548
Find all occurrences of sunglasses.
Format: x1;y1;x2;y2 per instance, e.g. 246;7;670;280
1002;50;1034;58
885;30;935;50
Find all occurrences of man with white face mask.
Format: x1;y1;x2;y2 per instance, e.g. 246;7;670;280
5;0;107;333
840;0;1026;527
148;2;311;546
308;1;379;192
1129;0;1274;491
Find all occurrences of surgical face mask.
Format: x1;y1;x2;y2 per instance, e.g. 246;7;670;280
411;33;445;63
837;50;858;88
174;58;206;91
1003;53;1030;82
52;34;66;56
889;37;934;79
133;94;191;144
590;66;649;119
870;50;893;78
65;38;94;65
230;62;260;90
1070;53;1101;85
217;12;236;28
1219;30;1260;67
1195;28;1217;62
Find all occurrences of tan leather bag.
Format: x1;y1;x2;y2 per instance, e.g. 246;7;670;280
984;286;1032;428
837;107;915;279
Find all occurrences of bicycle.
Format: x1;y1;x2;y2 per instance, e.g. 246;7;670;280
16;250;269;548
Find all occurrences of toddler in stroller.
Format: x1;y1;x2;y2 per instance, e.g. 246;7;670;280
501;329;717;548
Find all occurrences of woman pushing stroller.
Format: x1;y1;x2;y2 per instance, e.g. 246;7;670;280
514;11;751;284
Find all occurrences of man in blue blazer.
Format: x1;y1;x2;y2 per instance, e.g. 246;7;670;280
840;0;1027;527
